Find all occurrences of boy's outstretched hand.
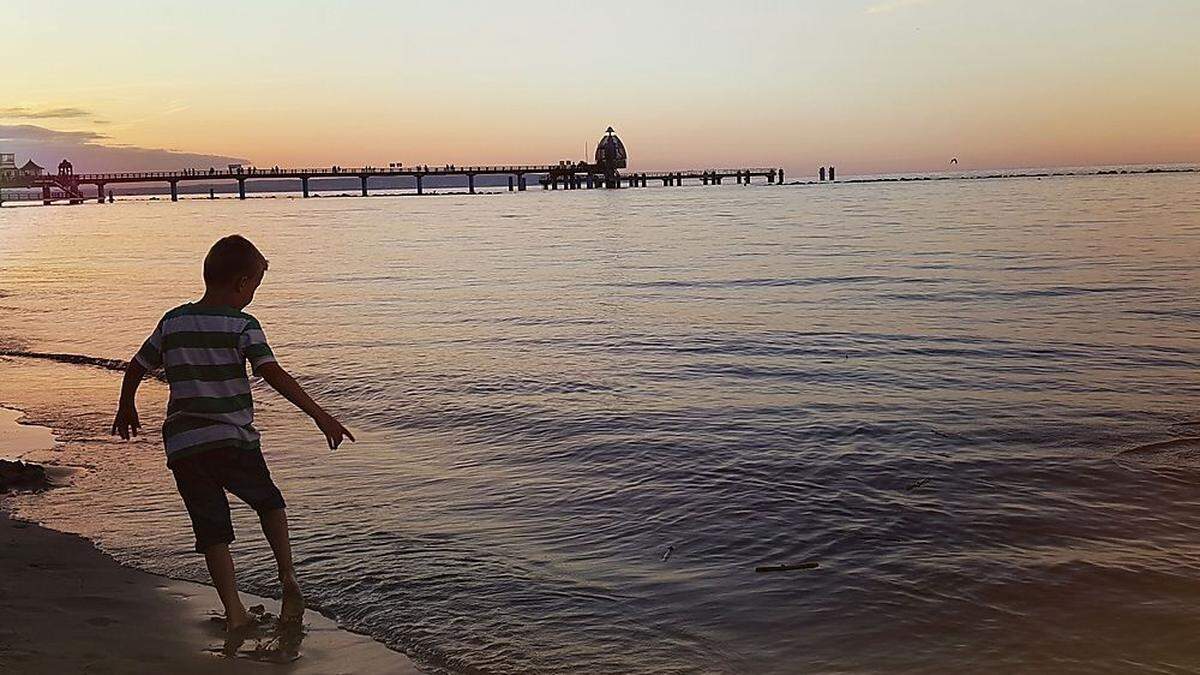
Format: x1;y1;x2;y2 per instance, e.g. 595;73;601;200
257;362;356;451
314;411;355;450
111;405;141;440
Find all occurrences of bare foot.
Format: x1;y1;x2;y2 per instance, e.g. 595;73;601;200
280;581;305;624
226;608;254;633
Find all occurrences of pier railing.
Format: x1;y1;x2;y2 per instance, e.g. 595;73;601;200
73;164;569;181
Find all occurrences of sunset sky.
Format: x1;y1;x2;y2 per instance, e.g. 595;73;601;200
4;0;1199;175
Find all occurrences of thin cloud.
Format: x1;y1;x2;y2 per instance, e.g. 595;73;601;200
866;0;936;15
0;124;109;143
0;106;96;120
0;123;247;173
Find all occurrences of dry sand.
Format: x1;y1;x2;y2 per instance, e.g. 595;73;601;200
0;407;421;674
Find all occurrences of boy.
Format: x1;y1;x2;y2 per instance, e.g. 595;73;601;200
111;234;354;631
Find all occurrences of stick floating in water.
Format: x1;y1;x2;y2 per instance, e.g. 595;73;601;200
662;545;675;562
755;561;819;573
907;477;931;491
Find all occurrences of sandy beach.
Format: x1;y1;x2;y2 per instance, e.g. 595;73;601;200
0;408;419;674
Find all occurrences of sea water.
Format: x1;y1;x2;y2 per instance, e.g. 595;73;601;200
2;172;1200;673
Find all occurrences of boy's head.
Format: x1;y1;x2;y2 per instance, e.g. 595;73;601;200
203;235;268;309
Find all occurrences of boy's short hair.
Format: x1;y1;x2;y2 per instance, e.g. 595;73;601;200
203;235;269;286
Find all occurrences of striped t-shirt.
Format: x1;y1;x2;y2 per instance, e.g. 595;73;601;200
134;303;276;464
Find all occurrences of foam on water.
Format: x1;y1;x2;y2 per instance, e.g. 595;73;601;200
2;172;1200;672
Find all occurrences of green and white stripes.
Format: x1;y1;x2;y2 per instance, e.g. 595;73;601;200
135;303;275;463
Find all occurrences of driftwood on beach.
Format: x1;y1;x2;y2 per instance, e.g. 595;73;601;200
0;459;49;493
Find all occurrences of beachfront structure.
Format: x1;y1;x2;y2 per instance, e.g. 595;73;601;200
0;129;785;206
0;154;46;180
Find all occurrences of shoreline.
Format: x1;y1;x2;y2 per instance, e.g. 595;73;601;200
0;407;421;674
0;510;421;674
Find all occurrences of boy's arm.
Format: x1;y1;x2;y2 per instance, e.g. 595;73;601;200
112;359;148;439
256;362;356;450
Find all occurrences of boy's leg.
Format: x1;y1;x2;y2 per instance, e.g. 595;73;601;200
259;508;305;621
172;451;247;631
203;543;252;630
222;447;301;621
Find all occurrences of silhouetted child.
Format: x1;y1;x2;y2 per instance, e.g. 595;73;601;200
111;234;354;631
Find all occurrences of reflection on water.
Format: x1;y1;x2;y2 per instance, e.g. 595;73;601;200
2;173;1200;673
213;605;305;664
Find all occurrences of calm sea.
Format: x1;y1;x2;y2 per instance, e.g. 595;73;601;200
2;172;1200;673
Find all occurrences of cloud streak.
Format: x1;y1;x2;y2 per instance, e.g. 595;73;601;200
0;106;98;120
866;0;936;15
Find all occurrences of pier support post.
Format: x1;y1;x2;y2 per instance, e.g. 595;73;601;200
416;174;424;195
468;174;476;194
829;166;835;181
361;175;368;197
302;176;310;198
42;185;52;206
768;170;775;184
779;169;785;184
96;183;106;204
508;175;514;192
518;174;526;191
238;178;246;199
170;180;178;202
819;167;826;182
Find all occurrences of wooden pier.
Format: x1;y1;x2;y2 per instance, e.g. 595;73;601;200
0;163;784;206
0;128;784;206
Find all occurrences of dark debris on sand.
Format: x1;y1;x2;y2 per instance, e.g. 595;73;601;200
0;460;50;493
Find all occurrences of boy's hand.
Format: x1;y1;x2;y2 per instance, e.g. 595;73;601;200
111;405;141;440
314;411;355;450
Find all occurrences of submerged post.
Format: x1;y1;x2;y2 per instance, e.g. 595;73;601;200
238;178;246;199
302;176;310;198
468;174;475;194
416;174;424;195
829;166;836;181
169;180;178;202
360;175;368;197
518;174;526;191
508;175;514;192
96;183;106;204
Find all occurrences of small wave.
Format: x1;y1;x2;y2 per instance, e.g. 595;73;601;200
1116;437;1200;468
0;349;166;382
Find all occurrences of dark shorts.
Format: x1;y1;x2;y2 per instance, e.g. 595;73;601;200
170;446;286;553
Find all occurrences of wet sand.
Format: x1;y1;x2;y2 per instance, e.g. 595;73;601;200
0;407;420;674
0;513;421;674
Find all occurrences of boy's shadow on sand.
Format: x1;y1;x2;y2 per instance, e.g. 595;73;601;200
203;604;305;663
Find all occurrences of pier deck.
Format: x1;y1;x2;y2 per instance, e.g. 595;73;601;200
0;163;784;206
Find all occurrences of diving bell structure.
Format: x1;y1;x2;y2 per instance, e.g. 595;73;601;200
594;126;627;179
